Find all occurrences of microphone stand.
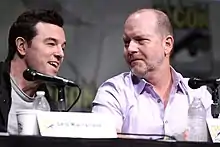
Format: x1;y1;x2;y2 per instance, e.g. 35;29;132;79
209;83;220;118
57;85;66;112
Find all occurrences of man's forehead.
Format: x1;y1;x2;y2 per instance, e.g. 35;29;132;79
124;18;155;31
123;30;152;39
34;22;66;42
35;22;64;34
125;12;158;32
125;10;158;26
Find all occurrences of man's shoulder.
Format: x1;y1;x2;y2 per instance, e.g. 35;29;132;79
0;61;10;74
106;72;130;81
0;61;6;70
100;72;131;88
0;61;10;84
0;61;4;65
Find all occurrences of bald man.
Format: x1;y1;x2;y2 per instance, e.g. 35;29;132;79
92;9;212;139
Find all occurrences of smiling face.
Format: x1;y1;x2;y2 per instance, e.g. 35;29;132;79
23;22;66;76
123;11;170;78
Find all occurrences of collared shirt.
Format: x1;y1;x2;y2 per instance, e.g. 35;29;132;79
92;69;213;138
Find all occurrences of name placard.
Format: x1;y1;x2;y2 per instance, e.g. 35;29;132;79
207;118;220;143
37;112;117;138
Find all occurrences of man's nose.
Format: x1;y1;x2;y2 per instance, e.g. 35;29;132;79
127;40;139;53
54;46;64;61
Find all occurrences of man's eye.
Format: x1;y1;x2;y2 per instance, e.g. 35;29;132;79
124;41;130;47
136;39;149;44
47;43;56;46
123;39;130;45
124;41;130;44
135;38;144;42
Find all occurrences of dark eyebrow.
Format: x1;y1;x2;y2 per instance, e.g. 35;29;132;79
44;37;57;42
44;37;66;46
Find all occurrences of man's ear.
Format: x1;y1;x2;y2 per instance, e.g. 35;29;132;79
164;35;174;56
15;37;28;56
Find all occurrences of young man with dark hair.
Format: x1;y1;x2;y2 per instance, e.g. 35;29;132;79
0;9;66;134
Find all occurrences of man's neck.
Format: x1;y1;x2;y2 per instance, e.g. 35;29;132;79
146;67;172;89
144;65;173;106
10;58;40;97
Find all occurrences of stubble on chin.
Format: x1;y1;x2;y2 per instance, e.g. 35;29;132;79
130;65;147;79
130;63;156;79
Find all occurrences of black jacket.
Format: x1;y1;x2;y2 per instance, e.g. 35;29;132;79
0;61;57;132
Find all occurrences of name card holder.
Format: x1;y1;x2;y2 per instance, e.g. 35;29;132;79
207;118;220;143
36;112;117;138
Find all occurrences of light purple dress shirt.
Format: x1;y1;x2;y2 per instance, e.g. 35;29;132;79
92;69;213;138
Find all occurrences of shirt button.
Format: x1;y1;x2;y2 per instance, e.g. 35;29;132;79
164;120;168;124
3;99;6;103
157;99;161;103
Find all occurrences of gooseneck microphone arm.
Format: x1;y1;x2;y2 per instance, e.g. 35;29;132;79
210;83;219;118
57;86;66;112
23;68;81;112
188;78;220;118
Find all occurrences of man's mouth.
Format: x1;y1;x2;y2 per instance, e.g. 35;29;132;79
130;59;142;63
48;61;59;68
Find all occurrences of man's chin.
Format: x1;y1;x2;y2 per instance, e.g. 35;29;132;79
42;70;58;76
47;72;58;76
47;67;60;75
131;68;146;79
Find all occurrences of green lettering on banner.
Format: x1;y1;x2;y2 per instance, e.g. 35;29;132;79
186;8;197;28
153;4;209;29
172;8;185;28
197;10;208;28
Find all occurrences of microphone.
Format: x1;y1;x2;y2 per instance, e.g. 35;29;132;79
188;78;220;89
23;68;77;87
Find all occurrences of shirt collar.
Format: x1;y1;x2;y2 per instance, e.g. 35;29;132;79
131;73;149;95
131;67;187;95
170;67;187;94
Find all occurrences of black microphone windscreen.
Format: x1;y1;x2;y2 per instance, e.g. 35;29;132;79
188;78;199;89
188;78;201;89
23;68;79;87
23;68;36;81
